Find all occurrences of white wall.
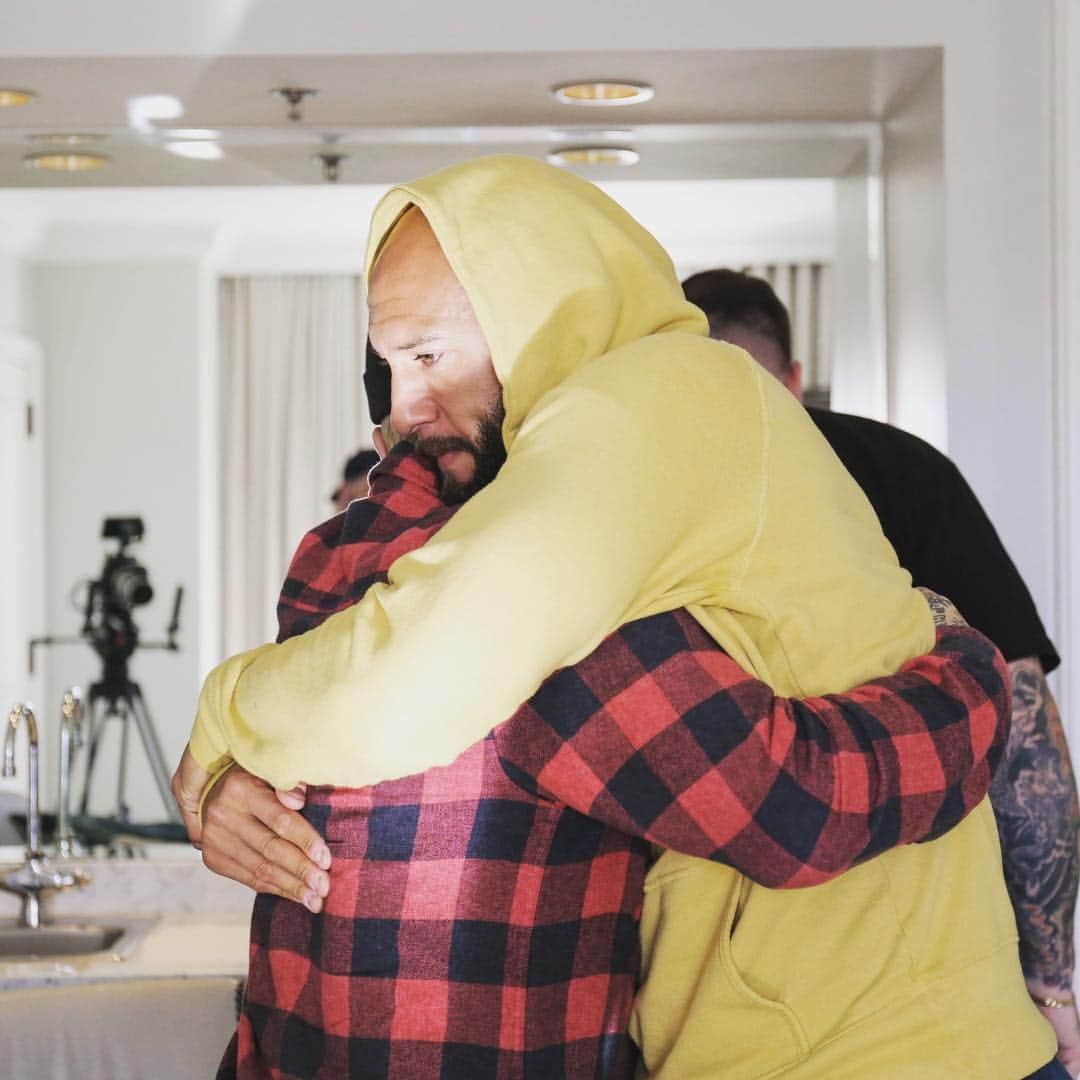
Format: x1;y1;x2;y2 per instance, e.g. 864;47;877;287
1054;0;1080;758
884;59;946;448
32;257;203;819
0;254;30;338
830;167;886;419
0;334;44;805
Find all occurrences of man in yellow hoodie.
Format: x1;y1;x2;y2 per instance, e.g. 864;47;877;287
177;156;1055;1076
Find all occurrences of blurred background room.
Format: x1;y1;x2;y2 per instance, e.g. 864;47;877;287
0;1;1077;1074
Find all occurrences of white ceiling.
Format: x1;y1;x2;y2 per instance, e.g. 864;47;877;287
0;46;938;187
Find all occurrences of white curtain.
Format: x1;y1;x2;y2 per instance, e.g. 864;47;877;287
218;275;367;655
740;262;832;392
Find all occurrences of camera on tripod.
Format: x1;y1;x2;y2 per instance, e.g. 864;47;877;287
29;517;184;824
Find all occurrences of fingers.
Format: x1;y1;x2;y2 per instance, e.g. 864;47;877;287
275;784;307;811
200;767;331;913
170;745;212;848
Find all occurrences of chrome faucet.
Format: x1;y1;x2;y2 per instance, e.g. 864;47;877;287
1;704;87;929
55;688;85;859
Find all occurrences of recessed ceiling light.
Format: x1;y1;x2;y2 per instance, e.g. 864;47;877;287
163;141;224;160
547;146;640;168
26;133;107;146
549;128;633;142
127;94;184;134
162;128;222;140
23;151;110;172
551;81;654;107
0;89;36;108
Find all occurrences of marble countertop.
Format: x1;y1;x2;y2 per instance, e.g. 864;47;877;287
0;910;250;989
0;843;253;990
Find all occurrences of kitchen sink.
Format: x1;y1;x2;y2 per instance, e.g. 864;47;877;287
0;916;160;961
0;922;126;958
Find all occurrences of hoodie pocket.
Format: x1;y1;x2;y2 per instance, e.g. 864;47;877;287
634;855;809;1079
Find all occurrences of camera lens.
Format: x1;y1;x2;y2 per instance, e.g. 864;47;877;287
111;563;153;608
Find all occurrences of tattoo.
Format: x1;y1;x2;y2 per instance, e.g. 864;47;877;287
916;587;965;628
990;658;1080;992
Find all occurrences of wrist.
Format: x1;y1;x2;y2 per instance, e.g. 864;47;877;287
1026;975;1076;1008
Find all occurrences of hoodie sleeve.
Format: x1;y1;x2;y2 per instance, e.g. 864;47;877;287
189;346;765;788
189;342;930;790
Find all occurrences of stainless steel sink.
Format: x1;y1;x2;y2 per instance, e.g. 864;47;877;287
0;916;157;962
0;922;125;958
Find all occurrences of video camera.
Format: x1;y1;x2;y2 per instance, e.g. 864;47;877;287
80;517;159;665
78;516;182;665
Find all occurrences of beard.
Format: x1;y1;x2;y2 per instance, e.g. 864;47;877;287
411;396;507;505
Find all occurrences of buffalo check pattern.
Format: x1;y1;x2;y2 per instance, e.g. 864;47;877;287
220;442;1009;1079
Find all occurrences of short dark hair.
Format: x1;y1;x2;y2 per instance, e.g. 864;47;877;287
343;448;380;482
682;269;793;370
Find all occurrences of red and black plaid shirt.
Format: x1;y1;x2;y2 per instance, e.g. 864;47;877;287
221;443;1009;1079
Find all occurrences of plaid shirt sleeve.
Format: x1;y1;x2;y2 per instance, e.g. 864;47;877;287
277;443;1007;890
494;616;1008;889
275;442;457;642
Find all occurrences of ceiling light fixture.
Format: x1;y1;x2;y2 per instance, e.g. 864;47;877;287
271;86;318;122
549;128;633;142
0;89;36;108
162;128;222;140
313;149;348;183
547;146;640;168
164;141;224;160
23;151;110;172
26;133;107;146
551;81;654;107
127;94;184;134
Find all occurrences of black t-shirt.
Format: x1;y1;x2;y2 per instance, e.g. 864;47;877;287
809;408;1059;673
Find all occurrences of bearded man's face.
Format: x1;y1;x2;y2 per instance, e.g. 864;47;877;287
368;208;506;502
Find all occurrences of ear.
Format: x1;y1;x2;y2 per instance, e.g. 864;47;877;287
786;360;804;403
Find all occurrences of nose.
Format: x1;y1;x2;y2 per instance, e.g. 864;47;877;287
389;365;438;437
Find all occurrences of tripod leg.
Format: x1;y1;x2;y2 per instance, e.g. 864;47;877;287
125;686;181;822
116;705;131;823
79;693;110;816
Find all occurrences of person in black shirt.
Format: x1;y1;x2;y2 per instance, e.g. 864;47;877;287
684;267;1080;1076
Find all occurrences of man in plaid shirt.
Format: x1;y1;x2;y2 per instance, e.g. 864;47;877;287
214;439;1009;1078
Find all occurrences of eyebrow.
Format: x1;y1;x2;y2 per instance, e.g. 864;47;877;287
372;332;442;357
396;333;441;352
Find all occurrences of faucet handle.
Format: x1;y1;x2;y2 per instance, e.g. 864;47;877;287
62;688;85;748
3;704;28;778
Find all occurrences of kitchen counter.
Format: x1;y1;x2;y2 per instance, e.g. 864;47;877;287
0;844;254;1078
0;910;250;989
0;843;252;986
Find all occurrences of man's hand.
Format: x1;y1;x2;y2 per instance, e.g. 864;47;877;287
1028;981;1080;1077
171;744;212;848
172;746;331;913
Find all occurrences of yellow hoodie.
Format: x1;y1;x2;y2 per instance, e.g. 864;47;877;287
190;156;1052;1076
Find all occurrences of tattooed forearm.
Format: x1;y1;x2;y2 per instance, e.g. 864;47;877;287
990;657;1080;992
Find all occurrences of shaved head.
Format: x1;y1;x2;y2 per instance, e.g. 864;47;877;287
368;208;506;503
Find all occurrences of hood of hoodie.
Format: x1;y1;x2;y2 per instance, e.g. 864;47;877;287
363;154;709;444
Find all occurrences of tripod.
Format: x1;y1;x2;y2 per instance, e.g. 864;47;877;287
31;580;184;824
78;654;180;823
